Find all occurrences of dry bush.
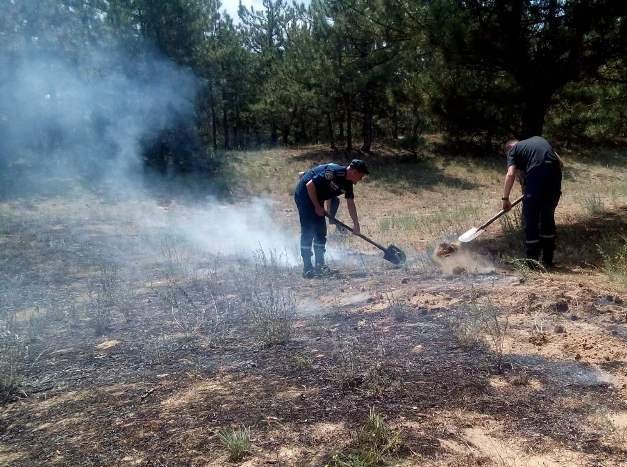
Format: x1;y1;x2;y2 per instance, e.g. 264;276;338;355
329;333;363;389
26;306;46;343
385;292;409;322
246;281;296;346
597;234;627;285
0;316;28;403
157;240;228;344
528;315;549;346
233;248;296;347
86;262;132;335
580;193;605;216
452;295;509;372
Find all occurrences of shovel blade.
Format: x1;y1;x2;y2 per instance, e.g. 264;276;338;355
458;227;483;243
384;245;406;265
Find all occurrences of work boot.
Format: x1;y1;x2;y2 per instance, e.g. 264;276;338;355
302;267;316;279
315;257;331;276
541;238;556;269
302;257;315;279
316;264;332;276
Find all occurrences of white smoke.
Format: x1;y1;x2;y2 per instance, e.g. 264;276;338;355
0;4;299;265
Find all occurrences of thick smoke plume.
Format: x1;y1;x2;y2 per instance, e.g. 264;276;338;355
0;4;299;264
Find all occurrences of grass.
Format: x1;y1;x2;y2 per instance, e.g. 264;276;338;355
218;426;252;462
452;292;510;372
226;142;626;275
326;407;402;467
597;234;627;285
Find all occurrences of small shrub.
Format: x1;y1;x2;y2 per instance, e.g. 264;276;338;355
329;334;362;389
218;426;251;462
451;312;484;349
247;282;295;347
453;294;509;372
385;293;409;322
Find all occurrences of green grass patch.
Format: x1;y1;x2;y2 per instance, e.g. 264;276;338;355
218;426;252;462
326;408;402;467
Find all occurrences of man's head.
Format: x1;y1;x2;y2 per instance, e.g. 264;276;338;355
346;159;369;183
504;139;519;154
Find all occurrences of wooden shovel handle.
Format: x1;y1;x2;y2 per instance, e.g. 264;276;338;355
478;196;524;231
324;213;387;252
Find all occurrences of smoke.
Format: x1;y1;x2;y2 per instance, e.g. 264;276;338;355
0;3;299;264
0;46;197;195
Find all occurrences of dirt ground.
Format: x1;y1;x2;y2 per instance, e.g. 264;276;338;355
1;148;626;466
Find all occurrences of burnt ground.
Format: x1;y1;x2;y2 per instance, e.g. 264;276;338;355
1;193;626;467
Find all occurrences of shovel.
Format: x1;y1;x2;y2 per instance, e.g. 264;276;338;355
458;196;524;243
325;213;406;265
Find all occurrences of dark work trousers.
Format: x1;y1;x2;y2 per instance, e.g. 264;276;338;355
328;197;340;222
294;192;327;270
522;163;562;265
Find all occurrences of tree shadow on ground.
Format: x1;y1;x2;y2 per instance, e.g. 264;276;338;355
471;206;627;270
292;145;481;193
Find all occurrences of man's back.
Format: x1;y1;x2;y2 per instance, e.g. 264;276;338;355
507;136;559;173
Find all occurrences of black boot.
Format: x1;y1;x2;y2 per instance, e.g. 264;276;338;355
525;241;542;269
302;257;315;279
541;237;556;268
315;257;330;276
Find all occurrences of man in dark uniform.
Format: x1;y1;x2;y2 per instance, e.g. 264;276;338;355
294;159;369;278
502;136;563;267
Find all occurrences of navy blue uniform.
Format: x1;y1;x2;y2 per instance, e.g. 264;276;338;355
294;163;354;271
507;136;562;265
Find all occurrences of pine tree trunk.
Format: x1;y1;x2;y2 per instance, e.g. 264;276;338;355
344;93;352;151
521;95;548;139
209;82;217;151
361;96;373;153
234;105;241;149
222;91;229;150
393;106;399;140
327;113;336;149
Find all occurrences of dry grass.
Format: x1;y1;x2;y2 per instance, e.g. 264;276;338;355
228;142;627;277
1;141;626;466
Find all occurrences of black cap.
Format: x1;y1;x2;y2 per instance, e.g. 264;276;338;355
349;159;369;174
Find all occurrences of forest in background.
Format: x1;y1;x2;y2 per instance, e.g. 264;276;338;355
1;0;625;175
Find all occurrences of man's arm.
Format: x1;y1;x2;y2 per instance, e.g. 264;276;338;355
346;198;360;235
306;180;325;217
502;165;517;211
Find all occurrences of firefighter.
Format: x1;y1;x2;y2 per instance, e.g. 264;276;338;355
502;136;563;268
294;160;369;278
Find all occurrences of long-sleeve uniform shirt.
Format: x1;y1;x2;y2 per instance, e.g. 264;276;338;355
294;163;354;203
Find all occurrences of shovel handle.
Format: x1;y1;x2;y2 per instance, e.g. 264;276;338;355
324;213;387;252
478;196;524;231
